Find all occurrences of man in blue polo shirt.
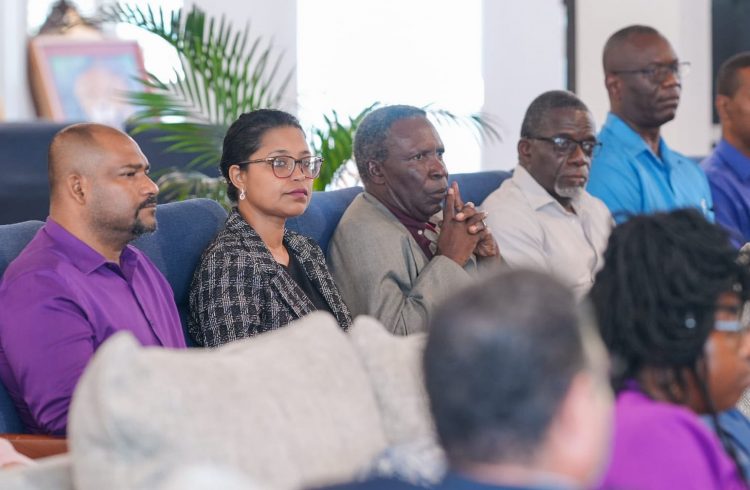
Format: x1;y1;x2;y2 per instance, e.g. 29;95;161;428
587;25;712;223
702;52;750;247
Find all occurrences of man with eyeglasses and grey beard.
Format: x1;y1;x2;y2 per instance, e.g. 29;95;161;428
586;25;713;223
481;90;613;299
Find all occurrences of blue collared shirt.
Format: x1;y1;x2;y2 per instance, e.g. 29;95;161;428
701;139;750;247
587;113;713;223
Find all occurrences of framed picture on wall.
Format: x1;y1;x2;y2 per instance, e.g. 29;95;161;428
28;36;146;128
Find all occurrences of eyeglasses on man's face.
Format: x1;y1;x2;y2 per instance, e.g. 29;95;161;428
611;61;691;85
236;155;323;179
526;135;602;158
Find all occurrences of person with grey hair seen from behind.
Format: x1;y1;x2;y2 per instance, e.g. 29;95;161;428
482;90;613;299
702;52;750;247
327;105;500;335
587;25;713;222
319;269;614;489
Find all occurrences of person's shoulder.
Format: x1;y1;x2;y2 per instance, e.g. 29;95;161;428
285;229;326;256
310;477;423;490
333;193;403;242
581;192;613;218
338;193;387;224
481;175;522;210
1;236;77;288
616;391;719;448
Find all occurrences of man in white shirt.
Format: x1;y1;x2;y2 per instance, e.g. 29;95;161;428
482;90;613;298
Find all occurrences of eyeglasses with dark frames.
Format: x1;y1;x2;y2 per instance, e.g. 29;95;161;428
526;135;602;158
611;61;691;85
235;155;323;179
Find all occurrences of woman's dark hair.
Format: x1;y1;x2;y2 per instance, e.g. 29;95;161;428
219;109;303;201
590;208;750;480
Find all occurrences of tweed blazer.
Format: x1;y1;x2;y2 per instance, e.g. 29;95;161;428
188;209;352;347
328;192;480;336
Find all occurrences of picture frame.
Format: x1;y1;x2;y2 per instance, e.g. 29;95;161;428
28;36;146;127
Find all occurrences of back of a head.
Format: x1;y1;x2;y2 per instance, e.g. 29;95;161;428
353;105;426;182
219;109;303;201
520;90;590;138
602;25;662;73
424;269;586;465
717;51;750;98
589;209;750;390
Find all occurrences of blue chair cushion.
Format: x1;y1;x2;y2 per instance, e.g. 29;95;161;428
0;221;43;433
133;199;227;345
286;186;363;256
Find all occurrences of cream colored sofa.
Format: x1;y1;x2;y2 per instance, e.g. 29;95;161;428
0;313;434;490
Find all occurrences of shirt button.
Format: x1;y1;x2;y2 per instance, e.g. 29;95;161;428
418;230;423;235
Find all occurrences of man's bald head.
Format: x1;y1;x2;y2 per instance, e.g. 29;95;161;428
48;123;135;199
602;25;662;73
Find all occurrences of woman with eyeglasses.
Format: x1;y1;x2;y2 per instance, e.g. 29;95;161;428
188;110;352;347
590;209;750;490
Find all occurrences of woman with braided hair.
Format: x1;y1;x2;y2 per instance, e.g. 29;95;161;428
590;209;750;490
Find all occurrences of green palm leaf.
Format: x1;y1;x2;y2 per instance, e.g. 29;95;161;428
100;3;292;173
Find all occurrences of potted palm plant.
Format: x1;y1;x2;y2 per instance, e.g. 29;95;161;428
102;3;500;203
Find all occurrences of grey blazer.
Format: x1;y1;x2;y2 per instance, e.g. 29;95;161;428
189;209;352;347
327;192;479;335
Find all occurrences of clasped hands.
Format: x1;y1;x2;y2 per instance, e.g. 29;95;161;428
436;181;500;266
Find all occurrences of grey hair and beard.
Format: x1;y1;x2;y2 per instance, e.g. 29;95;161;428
554;181;585;201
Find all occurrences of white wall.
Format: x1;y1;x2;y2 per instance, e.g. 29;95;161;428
188;0;298;115
576;0;713;156
481;0;567;170
0;0;35;120
0;0;716;162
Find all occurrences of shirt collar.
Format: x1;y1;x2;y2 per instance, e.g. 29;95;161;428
382;200;436;230
512;165;581;214
44;218;138;275
603;113;678;165
716;138;750;182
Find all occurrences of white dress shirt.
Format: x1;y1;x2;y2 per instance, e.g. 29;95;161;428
482;165;613;299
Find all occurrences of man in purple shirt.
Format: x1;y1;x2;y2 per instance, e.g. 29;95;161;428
702;52;750;247
0;123;186;435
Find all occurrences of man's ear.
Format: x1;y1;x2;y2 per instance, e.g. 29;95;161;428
367;160;386;185
716;94;731;125
67;174;87;205
518;138;532;166
605;73;621;100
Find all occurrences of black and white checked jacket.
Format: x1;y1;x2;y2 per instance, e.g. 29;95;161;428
188;209;352;347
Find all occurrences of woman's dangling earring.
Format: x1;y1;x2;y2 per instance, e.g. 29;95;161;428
239;188;246;200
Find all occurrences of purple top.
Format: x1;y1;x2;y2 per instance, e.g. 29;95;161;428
701;139;750;248
598;384;747;490
0;219;186;435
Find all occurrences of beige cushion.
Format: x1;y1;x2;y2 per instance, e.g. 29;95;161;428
68;312;388;490
347;316;435;445
0;455;73;490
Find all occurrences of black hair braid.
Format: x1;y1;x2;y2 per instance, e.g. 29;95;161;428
591;210;741;393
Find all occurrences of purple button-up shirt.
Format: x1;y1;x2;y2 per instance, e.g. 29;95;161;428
0;219;186;435
701;139;750;248
598;383;746;490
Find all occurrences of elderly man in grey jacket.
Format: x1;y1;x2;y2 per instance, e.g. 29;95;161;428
328;105;499;335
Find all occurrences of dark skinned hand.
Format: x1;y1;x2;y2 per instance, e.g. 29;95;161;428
435;182;482;266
